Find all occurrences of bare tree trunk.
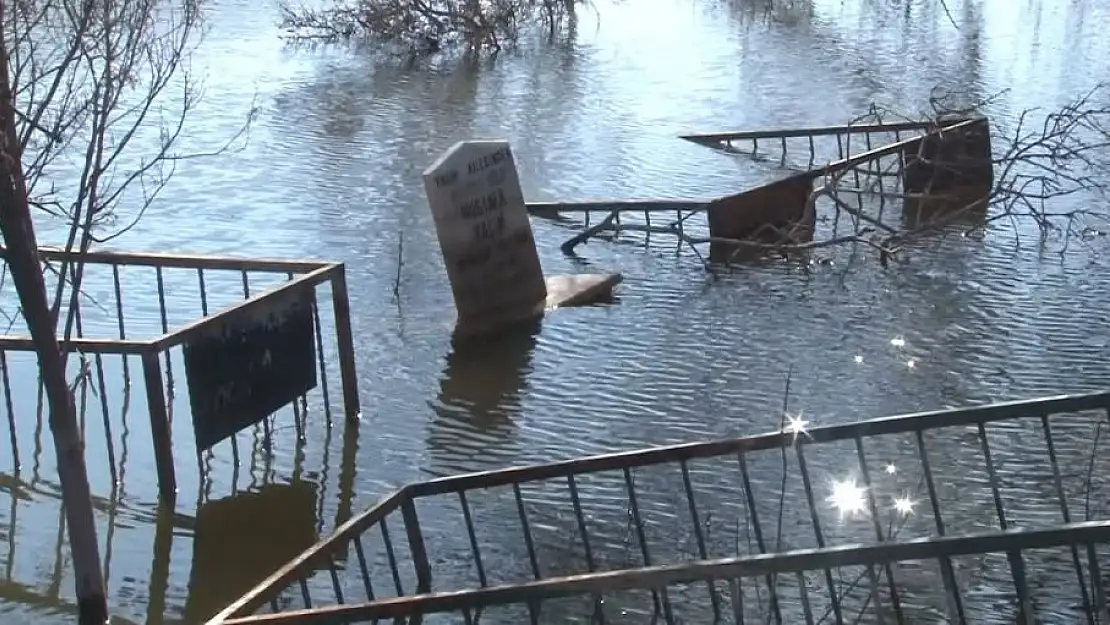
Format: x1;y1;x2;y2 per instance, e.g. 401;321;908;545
0;2;108;623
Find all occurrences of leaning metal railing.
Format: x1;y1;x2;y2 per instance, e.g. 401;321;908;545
206;391;1110;625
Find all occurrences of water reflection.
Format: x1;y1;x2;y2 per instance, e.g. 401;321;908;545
427;319;541;475
182;481;320;623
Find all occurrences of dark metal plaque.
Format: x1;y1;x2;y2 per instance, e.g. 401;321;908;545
184;285;317;451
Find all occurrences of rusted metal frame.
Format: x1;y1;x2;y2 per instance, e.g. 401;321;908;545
0;245;332;274
210;390;1109;623
215;519;1110;624
204;487;413;624
678;119;956;145
815;118;979;179
0;335;151;354
150;264;337;352
406;391;1110;498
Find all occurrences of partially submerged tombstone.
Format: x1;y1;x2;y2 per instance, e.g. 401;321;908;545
423;140;621;340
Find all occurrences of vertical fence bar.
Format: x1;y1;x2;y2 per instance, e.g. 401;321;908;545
680;459;721;619
311;292;332;420
915;430;966;624
141;350;176;503
240;270;266;486
111;263;129;381
977;419;1034;621
623;467;672;622
327;554;345;604
1041;415;1096;625
458;491;487;587
568;474;606;623
195;268;214;487
155;266;171;384
353;535;376;601
328;264;360;421
513;483;541;580
93;352;118;486
737;452;782;625
855;437;902;622
298;576;313;609
795;570;817;625
0;351;18;472
381;518;405;596
730;575;744;625
795;444;843;623
1086;527;1109;622
284;271;306;432
568;474;596;571
402;497;433;593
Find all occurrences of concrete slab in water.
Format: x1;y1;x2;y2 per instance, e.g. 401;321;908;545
452;273;621;341
545;273;622;309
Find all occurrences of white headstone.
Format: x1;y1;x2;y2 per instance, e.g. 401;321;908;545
423;140;547;333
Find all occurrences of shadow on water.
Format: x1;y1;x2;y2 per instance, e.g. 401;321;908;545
426;319;542;475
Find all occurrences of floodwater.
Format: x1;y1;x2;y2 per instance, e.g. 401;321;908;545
3;0;1110;622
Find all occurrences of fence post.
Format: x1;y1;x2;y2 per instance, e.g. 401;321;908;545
329;263;360;421
141;351;177;503
401;497;432;593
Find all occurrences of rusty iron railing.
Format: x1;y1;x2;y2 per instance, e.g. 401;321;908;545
0;247;360;503
206;391;1110;625
679;119;947;170
540;118;987;259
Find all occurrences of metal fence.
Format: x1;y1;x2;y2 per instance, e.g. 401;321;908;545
529;118;988;262
0;247;360;502
206;391;1110;624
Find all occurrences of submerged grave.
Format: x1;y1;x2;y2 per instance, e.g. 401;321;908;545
423;140;621;339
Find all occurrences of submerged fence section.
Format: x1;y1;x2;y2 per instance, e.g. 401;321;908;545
0;247;360;503
533;117;992;263
207;391;1110;625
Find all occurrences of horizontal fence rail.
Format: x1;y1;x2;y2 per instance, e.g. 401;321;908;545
679;119;948;144
218;519;1110;624
207;390;1110;625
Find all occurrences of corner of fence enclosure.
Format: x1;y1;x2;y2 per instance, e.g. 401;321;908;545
139;339;177;505
324;262;360;422
398;484;433;594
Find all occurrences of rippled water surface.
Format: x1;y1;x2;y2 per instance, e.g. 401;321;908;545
3;0;1110;622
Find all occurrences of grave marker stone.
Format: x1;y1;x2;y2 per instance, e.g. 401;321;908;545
423;140;548;335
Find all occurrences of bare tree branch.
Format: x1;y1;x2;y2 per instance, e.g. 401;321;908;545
4;0;256;348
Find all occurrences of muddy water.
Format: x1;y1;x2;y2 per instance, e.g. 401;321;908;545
2;0;1110;622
